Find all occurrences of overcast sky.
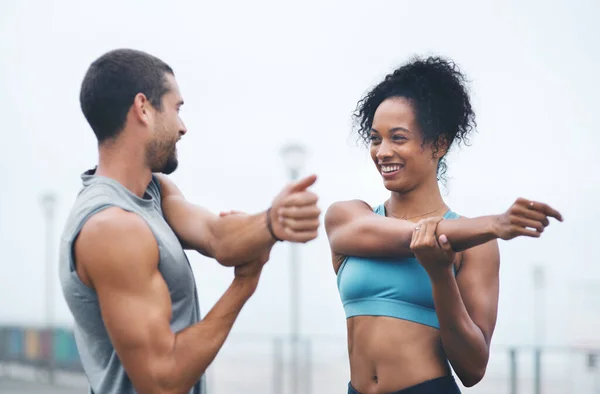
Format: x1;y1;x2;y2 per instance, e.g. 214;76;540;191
0;0;597;349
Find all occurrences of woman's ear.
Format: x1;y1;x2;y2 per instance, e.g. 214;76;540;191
433;135;450;159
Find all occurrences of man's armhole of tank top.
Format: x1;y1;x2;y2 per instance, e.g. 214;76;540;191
148;174;163;212
68;203;119;287
69;201;145;274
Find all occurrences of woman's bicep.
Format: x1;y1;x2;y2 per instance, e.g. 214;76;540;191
325;200;414;258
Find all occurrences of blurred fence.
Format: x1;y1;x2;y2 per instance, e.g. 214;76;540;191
1;325;600;393
0;326;82;374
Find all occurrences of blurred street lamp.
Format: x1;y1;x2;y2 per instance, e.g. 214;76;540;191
40;191;57;383
532;264;546;394
532;264;545;345
280;142;307;394
281;143;307;181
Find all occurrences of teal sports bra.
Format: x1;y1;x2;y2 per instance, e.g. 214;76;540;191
336;204;460;329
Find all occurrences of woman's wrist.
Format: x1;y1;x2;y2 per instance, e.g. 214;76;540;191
486;214;501;240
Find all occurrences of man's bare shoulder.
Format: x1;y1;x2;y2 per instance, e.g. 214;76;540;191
154;173;183;199
75;207;159;287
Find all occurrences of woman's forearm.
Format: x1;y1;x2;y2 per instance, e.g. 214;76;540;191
435;215;499;252
329;213;500;258
429;268;489;387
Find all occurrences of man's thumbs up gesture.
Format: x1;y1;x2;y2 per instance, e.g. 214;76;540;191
268;174;321;243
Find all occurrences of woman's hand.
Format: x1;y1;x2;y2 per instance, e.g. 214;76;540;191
493;198;563;240
410;217;456;276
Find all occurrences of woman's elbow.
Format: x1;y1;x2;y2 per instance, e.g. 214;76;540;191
457;365;487;387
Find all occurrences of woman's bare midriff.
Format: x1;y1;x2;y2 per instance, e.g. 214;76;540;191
347;315;451;394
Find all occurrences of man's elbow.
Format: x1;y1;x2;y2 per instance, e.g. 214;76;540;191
145;382;186;394
144;382;181;394
216;257;238;267
147;361;188;394
155;381;189;394
213;249;243;267
191;239;237;266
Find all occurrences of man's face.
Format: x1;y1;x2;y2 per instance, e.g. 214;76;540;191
145;73;186;174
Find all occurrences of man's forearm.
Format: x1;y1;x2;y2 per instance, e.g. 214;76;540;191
207;211;276;266
429;269;489;386
162;195;275;266
159;277;257;394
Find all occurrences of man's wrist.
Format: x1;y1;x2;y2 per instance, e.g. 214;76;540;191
232;275;260;296
265;207;283;242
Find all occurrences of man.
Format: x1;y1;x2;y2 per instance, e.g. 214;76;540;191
58;48;321;394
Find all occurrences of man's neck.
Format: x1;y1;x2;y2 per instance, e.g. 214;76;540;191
95;141;153;198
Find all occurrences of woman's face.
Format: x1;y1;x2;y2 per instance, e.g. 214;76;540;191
369;97;441;193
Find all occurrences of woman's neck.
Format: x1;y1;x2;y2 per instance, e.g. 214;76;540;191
385;177;448;222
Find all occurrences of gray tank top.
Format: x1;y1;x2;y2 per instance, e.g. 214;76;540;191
58;169;205;394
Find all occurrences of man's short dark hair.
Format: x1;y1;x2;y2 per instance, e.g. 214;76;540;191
79;48;174;143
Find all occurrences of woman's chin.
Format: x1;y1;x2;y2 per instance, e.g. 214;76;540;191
382;179;403;192
382;177;418;194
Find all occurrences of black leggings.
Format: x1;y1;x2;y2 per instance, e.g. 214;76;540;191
348;376;461;394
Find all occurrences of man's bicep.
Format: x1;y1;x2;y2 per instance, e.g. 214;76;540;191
156;174;218;256
75;210;175;392
456;241;501;344
95;264;175;388
163;196;219;256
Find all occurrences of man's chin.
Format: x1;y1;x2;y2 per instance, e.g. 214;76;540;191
161;162;178;175
155;156;178;175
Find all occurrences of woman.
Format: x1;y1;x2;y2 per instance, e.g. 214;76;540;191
324;56;562;394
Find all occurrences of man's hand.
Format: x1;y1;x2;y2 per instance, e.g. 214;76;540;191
268;174;321;243
410;217;456;277
157;173;320;268
234;250;271;280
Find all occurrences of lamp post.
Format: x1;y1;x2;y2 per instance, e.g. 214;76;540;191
40;191;57;383
280;143;307;394
532;264;545;394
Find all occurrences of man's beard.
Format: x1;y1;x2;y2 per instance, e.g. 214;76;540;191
147;139;179;174
160;150;179;174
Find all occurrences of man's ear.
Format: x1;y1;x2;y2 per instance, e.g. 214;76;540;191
131;93;151;126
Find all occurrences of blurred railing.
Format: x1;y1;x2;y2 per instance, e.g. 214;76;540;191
0;326;82;374
1;325;599;393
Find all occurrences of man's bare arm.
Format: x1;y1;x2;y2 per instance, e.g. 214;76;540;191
75;207;263;394
156;174;320;266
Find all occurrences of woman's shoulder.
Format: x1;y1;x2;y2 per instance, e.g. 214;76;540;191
325;199;386;229
325;199;376;221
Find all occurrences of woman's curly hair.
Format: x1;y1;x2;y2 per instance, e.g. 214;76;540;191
353;56;476;182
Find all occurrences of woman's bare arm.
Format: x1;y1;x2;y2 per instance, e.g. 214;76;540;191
325;198;562;260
